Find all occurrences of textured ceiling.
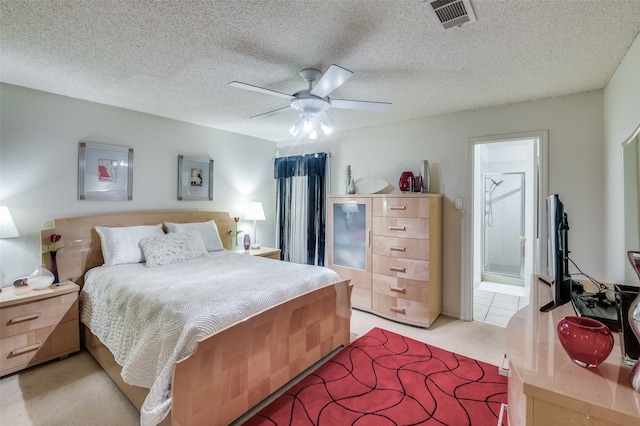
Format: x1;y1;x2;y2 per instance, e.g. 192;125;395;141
2;0;640;142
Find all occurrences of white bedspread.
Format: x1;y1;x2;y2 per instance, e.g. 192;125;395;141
79;250;342;426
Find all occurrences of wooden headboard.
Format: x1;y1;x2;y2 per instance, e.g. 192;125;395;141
40;211;234;285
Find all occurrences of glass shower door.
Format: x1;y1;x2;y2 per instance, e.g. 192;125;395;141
482;172;525;281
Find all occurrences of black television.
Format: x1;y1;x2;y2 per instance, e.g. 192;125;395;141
540;194;573;312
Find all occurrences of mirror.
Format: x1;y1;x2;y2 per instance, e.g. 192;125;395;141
623;124;640;283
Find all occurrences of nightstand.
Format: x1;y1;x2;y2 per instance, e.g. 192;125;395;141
0;281;80;376
237;247;281;260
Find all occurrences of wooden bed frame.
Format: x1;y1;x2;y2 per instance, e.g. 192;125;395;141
40;211;351;426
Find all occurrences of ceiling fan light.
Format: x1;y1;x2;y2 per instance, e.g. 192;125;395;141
303;119;313;132
289;123;299;136
320;121;333;135
309;129;318;140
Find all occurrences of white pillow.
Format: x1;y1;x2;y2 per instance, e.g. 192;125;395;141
95;224;164;266
164;220;224;252
139;232;208;268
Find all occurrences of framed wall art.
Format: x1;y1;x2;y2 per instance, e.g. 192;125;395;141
177;155;214;201
78;142;133;200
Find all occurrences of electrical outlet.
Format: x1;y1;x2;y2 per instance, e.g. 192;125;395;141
455;198;463;210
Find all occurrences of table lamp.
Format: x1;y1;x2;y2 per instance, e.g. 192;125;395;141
0;206;20;289
244;201;265;249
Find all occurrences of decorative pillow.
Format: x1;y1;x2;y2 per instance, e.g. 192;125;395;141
139;232;208;268
95;224;164;266
164;220;224;252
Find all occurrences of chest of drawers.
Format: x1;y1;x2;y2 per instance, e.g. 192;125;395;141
328;194;442;327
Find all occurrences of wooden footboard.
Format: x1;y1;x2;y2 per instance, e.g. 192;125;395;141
83;279;351;426
172;279;351;426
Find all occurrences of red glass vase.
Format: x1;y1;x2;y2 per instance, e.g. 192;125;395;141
399;171;414;193
557;316;614;368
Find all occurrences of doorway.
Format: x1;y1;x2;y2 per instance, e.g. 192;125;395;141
465;131;548;326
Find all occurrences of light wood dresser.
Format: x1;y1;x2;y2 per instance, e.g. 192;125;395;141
505;277;640;425
328;194;442;327
0;281;80;376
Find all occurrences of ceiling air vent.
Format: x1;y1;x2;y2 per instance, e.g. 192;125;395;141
427;0;477;29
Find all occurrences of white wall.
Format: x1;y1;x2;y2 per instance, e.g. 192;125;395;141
281;90;605;318
1;82;611;319
604;33;640;283
0;84;277;284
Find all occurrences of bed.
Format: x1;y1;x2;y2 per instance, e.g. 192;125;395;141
40;211;351;426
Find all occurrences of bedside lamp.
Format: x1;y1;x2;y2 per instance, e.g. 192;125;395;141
245;201;266;249
0;206;20;288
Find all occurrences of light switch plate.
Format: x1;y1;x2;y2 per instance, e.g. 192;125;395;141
455;198;463;210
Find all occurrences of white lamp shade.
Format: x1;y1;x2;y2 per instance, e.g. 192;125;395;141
0;206;19;238
245;201;266;221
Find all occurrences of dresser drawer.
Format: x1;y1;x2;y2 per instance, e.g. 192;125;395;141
372;235;429;260
372;217;429;239
373;197;431;218
1;292;78;338
372;254;429;281
372;293;431;326
372;273;430;302
0;319;79;375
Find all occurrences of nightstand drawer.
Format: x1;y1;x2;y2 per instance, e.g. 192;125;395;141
373;197;431;218
1;292;78;338
0;320;79;375
372;217;430;239
372;254;429;281
372;235;429;260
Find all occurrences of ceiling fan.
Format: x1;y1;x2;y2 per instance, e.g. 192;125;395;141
229;64;391;139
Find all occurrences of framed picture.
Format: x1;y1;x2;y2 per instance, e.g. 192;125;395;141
78;142;133;200
178;155;214;200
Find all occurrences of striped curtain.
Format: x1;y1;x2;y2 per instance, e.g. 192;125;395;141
274;153;329;265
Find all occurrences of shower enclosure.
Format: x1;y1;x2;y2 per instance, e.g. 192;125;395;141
482;172;525;283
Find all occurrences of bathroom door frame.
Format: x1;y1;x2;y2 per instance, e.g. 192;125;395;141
461;130;548;321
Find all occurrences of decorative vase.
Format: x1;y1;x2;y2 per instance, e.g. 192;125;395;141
347;178;356;194
27;264;55;290
399;171;414;193
345;165;352;194
419;160;431;193
557;316;614;368
629;293;640;391
243;234;251;251
49;250;59;284
614;283;640;365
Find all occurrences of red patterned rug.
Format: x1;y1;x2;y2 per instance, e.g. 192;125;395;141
244;327;507;426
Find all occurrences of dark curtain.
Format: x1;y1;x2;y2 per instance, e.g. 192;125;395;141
274;153;327;265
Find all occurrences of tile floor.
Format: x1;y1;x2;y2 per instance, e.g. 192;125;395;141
473;282;530;327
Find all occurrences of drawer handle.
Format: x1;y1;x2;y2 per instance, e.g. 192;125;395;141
389;206;406;210
10;312;41;323
389;226;406;231
389;286;406;294
390;266;406;273
389;306;406;314
390;246;406;252
10;342;42;356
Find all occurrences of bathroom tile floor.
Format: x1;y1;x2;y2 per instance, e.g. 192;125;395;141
473;282;530;327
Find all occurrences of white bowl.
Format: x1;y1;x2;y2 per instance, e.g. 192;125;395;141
27;276;54;289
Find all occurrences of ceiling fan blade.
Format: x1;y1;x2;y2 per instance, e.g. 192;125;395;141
249;105;293;120
330;98;392;112
310;65;354;98
229;81;293;100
